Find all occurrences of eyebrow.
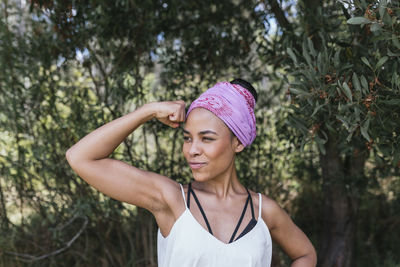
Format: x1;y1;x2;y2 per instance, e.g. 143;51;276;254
183;129;219;136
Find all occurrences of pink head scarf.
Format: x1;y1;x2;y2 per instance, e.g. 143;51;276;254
186;81;256;147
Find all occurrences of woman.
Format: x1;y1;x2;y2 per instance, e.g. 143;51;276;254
66;79;317;267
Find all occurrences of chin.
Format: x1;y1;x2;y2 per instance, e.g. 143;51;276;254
191;172;212;182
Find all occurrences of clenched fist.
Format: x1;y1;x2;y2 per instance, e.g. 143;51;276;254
147;100;186;128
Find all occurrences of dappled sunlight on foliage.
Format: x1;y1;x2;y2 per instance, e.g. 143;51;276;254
0;0;399;266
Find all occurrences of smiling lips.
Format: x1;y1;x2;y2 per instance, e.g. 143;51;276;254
189;162;207;169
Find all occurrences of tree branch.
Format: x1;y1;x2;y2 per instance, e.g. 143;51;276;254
5;216;88;262
267;0;292;30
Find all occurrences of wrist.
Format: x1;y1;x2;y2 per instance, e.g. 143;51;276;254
139;102;158;120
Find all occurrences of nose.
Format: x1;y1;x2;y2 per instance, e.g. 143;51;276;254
188;140;202;157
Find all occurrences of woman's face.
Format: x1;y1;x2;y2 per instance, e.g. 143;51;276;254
182;108;244;182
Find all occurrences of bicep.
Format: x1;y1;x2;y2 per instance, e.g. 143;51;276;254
67;155;175;212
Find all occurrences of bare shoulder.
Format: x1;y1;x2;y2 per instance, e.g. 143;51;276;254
258;193;287;231
257;193;317;265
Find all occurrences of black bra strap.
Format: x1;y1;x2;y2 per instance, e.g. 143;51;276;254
187;183;191;208
187;183;256;243
188;183;213;235
234;218;257;241
246;188;255;219
229;194;250;243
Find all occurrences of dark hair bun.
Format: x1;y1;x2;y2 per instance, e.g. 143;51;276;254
230;78;258;103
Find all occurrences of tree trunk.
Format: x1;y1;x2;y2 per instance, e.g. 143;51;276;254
0;173;10;230
318;137;366;267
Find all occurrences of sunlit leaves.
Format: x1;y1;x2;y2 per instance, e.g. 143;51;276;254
282;0;400;162
347;16;372;25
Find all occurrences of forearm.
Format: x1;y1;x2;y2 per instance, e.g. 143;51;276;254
66;103;156;162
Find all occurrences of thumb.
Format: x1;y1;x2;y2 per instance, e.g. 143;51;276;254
169;113;177;121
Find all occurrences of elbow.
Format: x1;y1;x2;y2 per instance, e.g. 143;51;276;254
66;147;95;169
65;147;78;167
307;246;318;267
311;250;317;267
292;246;317;267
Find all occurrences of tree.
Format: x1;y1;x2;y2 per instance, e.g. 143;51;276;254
1;0;399;266
260;0;400;266
1;1;287;266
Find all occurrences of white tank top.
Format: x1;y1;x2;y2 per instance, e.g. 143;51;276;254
157;184;272;267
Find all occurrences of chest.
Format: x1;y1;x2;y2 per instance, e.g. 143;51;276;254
157;210;272;267
187;191;258;244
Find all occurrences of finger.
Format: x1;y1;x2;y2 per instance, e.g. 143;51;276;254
180;109;186;122
174;111;183;122
178;105;186;122
177;101;186;122
169;113;177;121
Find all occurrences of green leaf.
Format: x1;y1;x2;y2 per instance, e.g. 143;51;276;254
334;50;341;68
311;102;327;117
346;124;358;142
307;37;316;57
341;82;353;102
387;48;400;57
315;136;326;155
320;129;328;141
392;34;400;50
288;116;308;134
287;48;298;64
379;0;387;20
346;131;354;142
370;23;382;32
303;69;315;83
361;57;372;69
347;17;371;25
325;122;337;134
302;43;312;67
336;86;343;100
360;75;369;94
382;10;392;26
380;99;400;105
289;88;312;97
351;108;359;124
375;56;388;70
336;115;350;130
317;52;323;74
352;73;361;92
392;73;400;89
315;135;327;145
321;50;329;75
360;118;371;141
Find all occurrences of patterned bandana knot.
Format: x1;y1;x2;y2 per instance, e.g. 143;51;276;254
186;81;257;147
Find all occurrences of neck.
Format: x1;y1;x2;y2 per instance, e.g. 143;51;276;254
193;162;245;199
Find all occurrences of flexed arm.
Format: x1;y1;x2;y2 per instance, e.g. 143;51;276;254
66;101;186;212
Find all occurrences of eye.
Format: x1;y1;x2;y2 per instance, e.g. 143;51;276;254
203;137;215;141
183;136;191;142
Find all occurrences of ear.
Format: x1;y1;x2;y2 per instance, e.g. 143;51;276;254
233;136;245;153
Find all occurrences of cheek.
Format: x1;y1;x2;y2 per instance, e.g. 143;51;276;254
208;141;234;159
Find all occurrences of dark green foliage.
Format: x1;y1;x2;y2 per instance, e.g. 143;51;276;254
1;0;399;266
284;0;400;166
0;1;278;266
274;1;400;266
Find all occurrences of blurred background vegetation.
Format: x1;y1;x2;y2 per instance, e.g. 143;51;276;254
0;0;399;266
